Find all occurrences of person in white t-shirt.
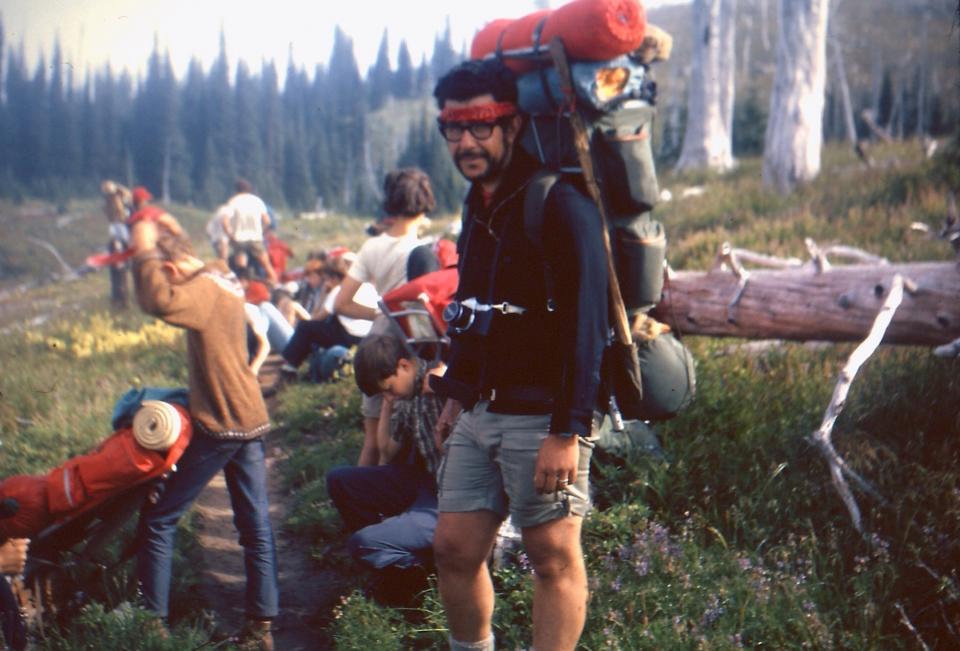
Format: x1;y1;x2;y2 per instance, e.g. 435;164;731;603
222;178;277;284
335;168;437;467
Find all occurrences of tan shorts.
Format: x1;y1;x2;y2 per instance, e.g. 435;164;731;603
437;401;595;529
232;240;266;258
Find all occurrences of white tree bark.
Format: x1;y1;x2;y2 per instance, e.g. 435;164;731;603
829;36;857;148
762;0;830;194
676;0;737;172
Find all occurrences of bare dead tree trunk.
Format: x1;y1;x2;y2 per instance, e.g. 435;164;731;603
741;15;753;78
829;36;858;148
870;53;884;119
676;0;737;172
894;73;906;139
760;0;771;51
653;259;960;346
762;0;830;194
916;7;930;137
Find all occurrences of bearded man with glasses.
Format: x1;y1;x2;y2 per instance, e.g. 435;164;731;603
429;59;609;651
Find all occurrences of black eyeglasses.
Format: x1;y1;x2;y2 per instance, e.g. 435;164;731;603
437;119;502;143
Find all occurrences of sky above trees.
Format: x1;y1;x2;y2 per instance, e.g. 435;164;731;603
3;0;687;79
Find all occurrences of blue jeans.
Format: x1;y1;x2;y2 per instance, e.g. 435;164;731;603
137;433;279;619
326;464;437;570
283;317;360;367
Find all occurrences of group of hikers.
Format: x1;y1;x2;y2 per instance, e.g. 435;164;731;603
4;57;625;651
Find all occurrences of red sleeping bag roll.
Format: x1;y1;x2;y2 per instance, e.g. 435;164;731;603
471;0;647;71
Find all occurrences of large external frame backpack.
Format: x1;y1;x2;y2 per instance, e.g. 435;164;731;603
495;33;695;423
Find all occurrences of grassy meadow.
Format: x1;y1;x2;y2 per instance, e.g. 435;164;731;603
0;136;958;648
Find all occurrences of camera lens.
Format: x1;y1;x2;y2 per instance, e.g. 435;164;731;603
442;301;462;324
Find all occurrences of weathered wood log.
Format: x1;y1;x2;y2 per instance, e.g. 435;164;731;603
652;261;960;346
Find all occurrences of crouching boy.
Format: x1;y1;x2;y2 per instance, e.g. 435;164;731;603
326;334;444;603
129;219;278;650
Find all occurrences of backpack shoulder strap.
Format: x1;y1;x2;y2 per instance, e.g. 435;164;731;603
522;169;561;258
523;169;562;312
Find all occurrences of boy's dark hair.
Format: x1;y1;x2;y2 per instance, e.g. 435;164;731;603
433;59;518;109
235;178;253;194
156;231;196;263
354;334;414;397
382;168;436;218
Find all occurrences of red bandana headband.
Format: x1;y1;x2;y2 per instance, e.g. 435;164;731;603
439;101;518;123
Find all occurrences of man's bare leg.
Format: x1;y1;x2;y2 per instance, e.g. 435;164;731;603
434;510;501;645
522;515;588;651
256;251;278;285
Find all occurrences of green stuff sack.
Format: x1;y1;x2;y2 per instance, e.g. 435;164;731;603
592;105;660;215
611;213;665;315
616;331;696;422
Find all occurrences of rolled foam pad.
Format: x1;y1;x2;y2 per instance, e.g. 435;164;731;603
133;400;183;451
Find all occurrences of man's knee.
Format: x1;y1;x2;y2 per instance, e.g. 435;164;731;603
434;519;493;573
522;517;585;581
325;466;355;506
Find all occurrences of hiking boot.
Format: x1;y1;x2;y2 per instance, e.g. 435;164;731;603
368;565;431;608
236;618;274;651
144;615;170;640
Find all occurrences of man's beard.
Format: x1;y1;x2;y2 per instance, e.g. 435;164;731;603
454;137;510;184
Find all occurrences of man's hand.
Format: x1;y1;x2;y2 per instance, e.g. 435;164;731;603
0;538;29;575
534;435;580;494
434;398;462;451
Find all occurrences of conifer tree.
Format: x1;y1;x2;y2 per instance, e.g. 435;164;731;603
416;55;431;95
0;16;7;181
180;59;208;197
22;56;50;187
393;40;414;99
308;63;333;211
430;20;459;81
368;30;392;111
327;27;368;211
48;39;81;192
258;60;284;206
234;60;266;195
204;31;237;204
283;128;315;211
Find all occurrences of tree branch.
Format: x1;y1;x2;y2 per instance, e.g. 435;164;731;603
808;274;905;533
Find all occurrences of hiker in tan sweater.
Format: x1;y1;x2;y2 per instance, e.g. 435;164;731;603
130;217;278;650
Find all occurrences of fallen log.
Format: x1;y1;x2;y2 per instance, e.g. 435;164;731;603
652;260;960;346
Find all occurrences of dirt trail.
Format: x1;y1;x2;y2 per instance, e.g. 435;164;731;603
192;356;339;649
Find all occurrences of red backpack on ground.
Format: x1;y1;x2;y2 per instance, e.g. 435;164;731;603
0;404;192;540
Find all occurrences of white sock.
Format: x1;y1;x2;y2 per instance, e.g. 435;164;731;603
448;633;495;651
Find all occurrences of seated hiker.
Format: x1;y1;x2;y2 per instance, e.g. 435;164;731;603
280;255;377;375
275;256;327;326
335;168;437;467
326;334;444;603
236;267;293;358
